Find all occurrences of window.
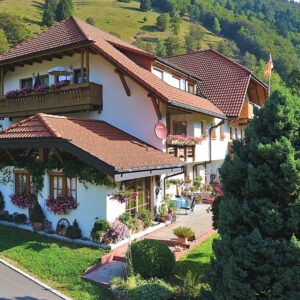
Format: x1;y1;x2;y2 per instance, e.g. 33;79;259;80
220;124;225;139
188;83;194;94
40;75;49;86
172;75;180;89
49;173;77;200
20;78;33;89
153;68;163;80
211;123;217;138
125;178;150;216
235;128;238;140
173;121;187;136
15;171;33;195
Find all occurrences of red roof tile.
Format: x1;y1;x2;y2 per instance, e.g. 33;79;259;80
0;114;183;173
165;50;267;117
0;17;225;119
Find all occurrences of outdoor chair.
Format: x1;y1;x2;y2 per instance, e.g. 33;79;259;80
180;197;196;215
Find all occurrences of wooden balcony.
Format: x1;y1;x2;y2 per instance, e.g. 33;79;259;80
167;144;195;162
0;82;102;118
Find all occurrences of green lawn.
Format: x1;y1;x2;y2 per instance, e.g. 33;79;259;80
175;235;216;283
0;0;224;53
0;225;112;300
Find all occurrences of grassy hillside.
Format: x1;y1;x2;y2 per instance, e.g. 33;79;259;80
0;0;225;53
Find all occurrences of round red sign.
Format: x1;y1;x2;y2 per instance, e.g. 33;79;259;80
154;121;168;140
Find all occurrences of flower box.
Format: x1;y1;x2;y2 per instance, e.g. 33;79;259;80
10;194;36;209
45;196;79;215
167;135;204;146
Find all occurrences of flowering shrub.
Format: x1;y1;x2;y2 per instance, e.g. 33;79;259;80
6;90;20;98
10;194;36;209
104;220;130;243
110;190;138;204
45;196;79;215
34;84;48;93
49;82;67;90
212;179;224;197
167;135;203;145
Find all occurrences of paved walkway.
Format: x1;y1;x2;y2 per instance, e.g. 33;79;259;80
145;203;213;243
0;261;65;300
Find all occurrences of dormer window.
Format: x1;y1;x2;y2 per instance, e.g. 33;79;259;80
188;83;195;94
153;68;163;80
172;75;180;89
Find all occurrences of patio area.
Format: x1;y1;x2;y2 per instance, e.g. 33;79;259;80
145;203;215;246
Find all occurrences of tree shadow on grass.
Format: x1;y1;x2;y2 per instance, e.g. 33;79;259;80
121;6;141;12
141;25;158;32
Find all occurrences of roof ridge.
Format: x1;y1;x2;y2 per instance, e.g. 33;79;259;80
36;113;62;138
70;16;91;42
166;49;251;74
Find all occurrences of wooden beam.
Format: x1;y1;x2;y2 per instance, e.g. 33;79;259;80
115;69;131;96
148;93;162;120
86;49;90;82
38;148;47;162
81;49;84;83
54;149;64;164
25;148;33;157
5;149;16;163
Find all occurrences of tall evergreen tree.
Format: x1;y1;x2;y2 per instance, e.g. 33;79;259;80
56;0;74;22
209;88;300;299
43;0;57;27
212;17;221;34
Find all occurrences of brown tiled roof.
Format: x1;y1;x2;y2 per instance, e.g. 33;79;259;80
0;113;183;173
0;17;225;119
165;49;267;117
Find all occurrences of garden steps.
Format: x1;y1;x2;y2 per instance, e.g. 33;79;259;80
83;261;126;287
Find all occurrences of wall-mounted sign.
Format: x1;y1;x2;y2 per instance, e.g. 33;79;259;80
154;121;168;140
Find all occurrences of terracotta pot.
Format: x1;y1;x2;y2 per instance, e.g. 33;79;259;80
32;222;43;232
160;216;167;222
177;237;188;245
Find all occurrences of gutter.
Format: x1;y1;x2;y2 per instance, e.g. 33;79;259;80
192;119;225;181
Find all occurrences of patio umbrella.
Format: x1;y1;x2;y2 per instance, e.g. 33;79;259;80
48;66;73;76
33;73;42;88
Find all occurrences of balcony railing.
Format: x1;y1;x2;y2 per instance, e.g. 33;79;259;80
0;82;103;118
167;144;195;162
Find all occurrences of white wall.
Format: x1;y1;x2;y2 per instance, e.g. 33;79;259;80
0;167;120;238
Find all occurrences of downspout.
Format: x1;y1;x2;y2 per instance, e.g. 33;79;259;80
192;119;225;181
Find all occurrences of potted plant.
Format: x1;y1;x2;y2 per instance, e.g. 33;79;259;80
159;199;169;222
173;226;195;245
29;202;45;231
91;219;109;243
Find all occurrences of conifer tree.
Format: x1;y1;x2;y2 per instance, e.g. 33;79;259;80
56;0;74;22
209;88;300;299
43;0;57;27
212;17;221;34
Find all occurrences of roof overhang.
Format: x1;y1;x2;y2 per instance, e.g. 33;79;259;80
168;100;227;120
0;137;183;181
0;41;93;68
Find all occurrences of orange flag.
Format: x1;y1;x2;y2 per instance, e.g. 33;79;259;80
264;54;274;78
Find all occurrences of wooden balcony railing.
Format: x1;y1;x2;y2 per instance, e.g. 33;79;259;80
167;144;195;162
0;82;103;118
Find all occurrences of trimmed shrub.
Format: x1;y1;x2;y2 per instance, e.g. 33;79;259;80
66;219;82;239
13;213;27;224
130;240;175;279
173;226;195;238
29;202;45;223
128;278;173;300
86;17;95;25
0;191;4;211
